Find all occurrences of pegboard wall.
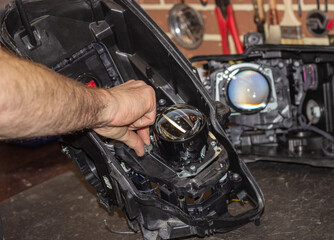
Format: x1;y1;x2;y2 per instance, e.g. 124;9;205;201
137;0;334;58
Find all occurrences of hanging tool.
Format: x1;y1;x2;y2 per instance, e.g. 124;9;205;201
268;0;279;26
280;0;303;44
266;0;281;44
298;0;302;17
252;0;265;37
215;0;243;54
325;0;328;12
326;19;334;32
306;10;329;37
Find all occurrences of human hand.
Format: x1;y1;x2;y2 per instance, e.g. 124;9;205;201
94;80;156;156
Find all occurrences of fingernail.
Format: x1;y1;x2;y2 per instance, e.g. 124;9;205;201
136;150;145;157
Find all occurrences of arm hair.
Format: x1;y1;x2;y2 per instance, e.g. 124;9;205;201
0;47;114;139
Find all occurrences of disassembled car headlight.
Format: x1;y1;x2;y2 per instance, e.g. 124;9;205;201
192;45;334;168
0;0;264;239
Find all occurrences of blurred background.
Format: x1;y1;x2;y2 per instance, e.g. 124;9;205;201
138;0;334;58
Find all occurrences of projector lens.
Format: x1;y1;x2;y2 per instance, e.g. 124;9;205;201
155;104;205;141
227;69;270;112
154;104;208;162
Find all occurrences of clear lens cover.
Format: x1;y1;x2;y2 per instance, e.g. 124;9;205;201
227;69;270;112
155;105;205;141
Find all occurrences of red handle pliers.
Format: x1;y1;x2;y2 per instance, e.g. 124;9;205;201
215;0;243;54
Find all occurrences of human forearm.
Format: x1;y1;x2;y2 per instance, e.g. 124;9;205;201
0;48;113;139
0;47;156;156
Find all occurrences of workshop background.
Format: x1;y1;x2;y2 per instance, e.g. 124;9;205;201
138;0;334;58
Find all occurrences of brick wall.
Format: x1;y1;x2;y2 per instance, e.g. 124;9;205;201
136;0;334;58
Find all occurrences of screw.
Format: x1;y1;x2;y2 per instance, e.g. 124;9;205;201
232;173;241;181
190;165;196;172
158;99;166;106
219;162;225;168
150;135;155;143
61;146;68;153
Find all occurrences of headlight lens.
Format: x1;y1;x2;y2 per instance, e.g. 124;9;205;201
227;69;270;112
155;104;204;141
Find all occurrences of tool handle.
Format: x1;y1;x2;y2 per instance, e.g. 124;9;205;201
280;0;301;26
226;5;244;54
215;6;230;54
268;0;279;25
327;19;334;31
298;0;302;17
257;0;265;22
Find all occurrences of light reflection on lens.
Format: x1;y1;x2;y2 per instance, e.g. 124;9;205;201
155;105;204;141
227;69;270;112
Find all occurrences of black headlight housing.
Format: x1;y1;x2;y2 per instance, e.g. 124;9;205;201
0;1;264;239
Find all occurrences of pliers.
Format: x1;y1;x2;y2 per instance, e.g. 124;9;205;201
215;0;243;54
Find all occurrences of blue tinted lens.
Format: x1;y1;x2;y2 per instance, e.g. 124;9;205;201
227;70;270;112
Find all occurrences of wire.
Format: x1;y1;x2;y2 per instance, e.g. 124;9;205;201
322;139;334;157
104;220;139;235
288;73;334;156
294;76;334;157
231;199;248;203
15;0;37;46
196;193;205;203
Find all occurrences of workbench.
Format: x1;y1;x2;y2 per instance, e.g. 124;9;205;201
1;161;333;240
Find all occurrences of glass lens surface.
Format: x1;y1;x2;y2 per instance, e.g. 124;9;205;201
155;105;204;141
227;69;270;112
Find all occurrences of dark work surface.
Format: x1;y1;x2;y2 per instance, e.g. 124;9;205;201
0;141;73;202
1;161;334;240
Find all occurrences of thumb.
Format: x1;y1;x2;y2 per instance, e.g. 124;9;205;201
117;129;146;157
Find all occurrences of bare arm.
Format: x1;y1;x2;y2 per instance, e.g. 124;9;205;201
0;47;156;156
